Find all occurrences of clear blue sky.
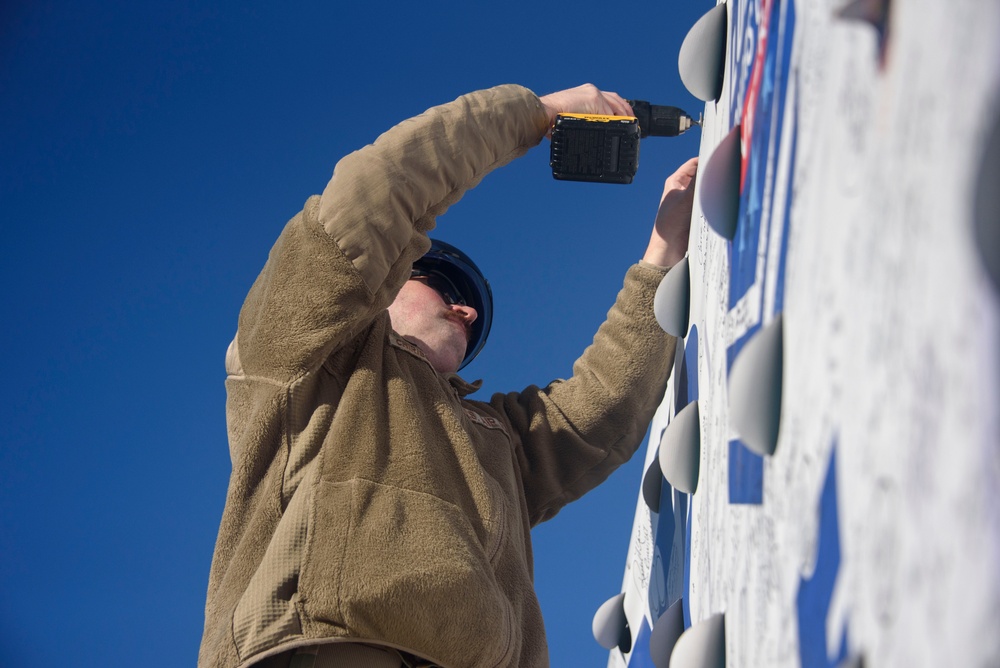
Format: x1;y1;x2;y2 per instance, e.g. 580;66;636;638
0;2;705;665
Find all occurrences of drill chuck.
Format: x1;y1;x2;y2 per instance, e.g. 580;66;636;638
626;100;697;138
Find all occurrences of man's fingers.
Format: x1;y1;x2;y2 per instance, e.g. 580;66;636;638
664;157;700;192
601;92;632;117
673;156;699;180
540;84;637;121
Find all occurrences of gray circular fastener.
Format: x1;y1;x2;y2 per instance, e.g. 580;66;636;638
592;592;631;653
649;599;685;668
659;400;701;494
679;3;729;102
728;315;783;456
655;256;691;337
700;125;742;240
670;613;726;668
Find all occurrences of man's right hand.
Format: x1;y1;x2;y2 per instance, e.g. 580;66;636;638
538;84;634;129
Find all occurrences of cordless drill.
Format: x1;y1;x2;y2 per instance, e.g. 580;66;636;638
549;100;698;184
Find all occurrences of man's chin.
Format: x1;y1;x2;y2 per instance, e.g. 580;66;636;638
428;341;466;375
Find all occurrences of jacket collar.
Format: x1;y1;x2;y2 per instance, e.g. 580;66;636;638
388;331;482;396
445;373;482;397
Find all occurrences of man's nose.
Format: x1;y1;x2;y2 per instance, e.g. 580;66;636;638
451;303;478;324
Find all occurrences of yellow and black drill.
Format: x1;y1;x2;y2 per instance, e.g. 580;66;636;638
550;100;698;184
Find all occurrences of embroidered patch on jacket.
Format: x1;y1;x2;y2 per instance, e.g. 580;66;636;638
464;408;509;437
388;332;430;363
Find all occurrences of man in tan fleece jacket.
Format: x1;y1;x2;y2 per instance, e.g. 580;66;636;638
200;83;697;668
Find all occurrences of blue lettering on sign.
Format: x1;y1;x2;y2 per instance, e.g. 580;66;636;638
648;327;698;643
632;1;812;663
726;0;797;505
796;443;849;667
729;0;757;125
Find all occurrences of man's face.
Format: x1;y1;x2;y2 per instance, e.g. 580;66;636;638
387;278;478;374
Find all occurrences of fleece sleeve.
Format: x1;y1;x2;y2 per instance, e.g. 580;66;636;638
493;262;678;526
229;85;550;383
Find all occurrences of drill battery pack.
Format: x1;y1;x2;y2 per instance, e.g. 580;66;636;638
549;113;641;184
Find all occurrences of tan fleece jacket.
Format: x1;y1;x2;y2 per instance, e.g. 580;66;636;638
199;85;677;668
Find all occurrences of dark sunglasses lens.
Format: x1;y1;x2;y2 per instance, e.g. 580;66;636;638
414;274;465;306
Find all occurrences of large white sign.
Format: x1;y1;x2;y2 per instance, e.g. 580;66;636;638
604;0;1000;665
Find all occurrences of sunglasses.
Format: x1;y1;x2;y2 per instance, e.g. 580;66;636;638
410;272;467;307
